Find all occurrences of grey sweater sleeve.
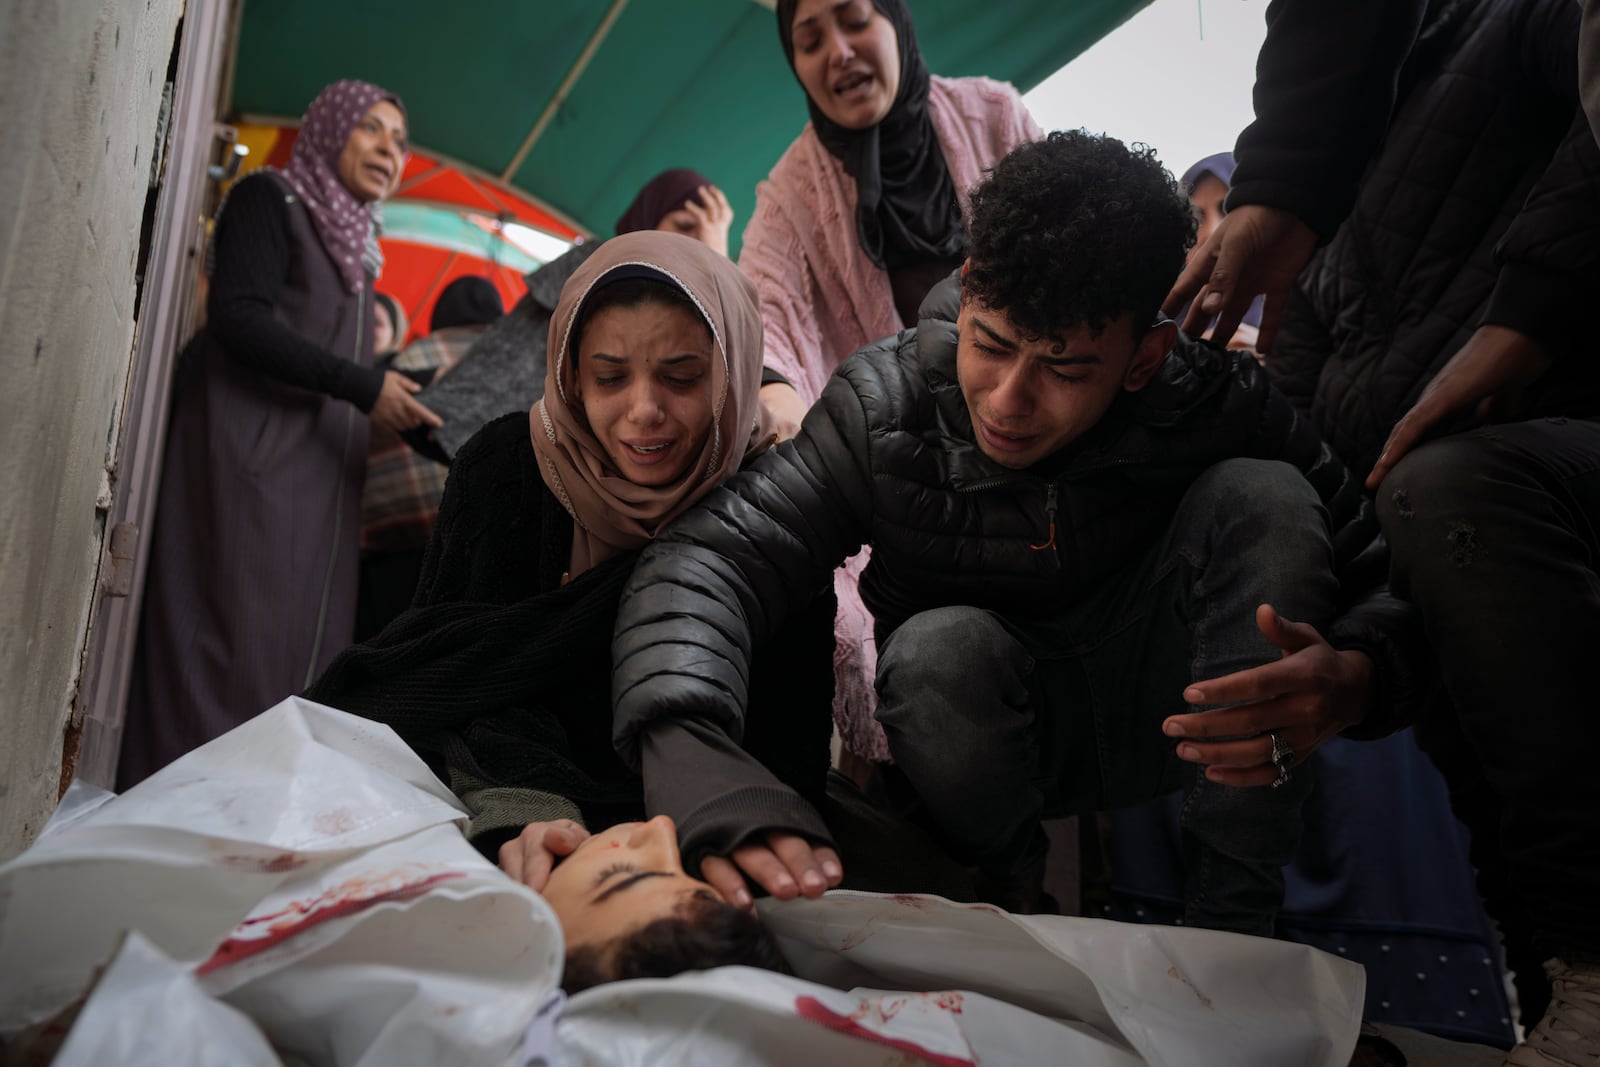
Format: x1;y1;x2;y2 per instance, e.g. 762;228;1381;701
448;765;585;859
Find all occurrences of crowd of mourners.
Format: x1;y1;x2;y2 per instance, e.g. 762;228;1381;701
106;0;1600;1061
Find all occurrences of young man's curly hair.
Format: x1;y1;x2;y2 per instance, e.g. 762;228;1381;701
964;129;1196;341
560;890;790;995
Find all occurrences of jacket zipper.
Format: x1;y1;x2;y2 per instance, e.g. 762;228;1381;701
955;475;1060;554
303;287;363;688
954;474;1024;493
1030;482;1058;551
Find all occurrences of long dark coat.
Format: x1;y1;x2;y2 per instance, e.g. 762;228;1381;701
119;172;374;787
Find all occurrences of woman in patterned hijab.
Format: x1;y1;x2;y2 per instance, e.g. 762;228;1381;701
120;79;430;787
274;79;408;292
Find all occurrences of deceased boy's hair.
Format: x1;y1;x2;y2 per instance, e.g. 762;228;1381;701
560;889;790;995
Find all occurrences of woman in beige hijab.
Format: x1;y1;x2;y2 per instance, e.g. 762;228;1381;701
309;230;840;991
531;231;773;578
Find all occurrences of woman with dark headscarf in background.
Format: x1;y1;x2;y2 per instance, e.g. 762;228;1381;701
742;0;1040;768
119;80;440;787
615;167;736;256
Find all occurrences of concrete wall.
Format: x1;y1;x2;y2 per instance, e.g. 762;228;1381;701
0;0;185;858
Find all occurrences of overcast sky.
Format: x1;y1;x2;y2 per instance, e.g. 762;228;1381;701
1023;0;1270;181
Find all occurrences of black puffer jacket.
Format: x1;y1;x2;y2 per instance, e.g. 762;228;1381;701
613;277;1420;766
1236;0;1600;475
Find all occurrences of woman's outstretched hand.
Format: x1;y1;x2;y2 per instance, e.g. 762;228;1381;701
371;370;443;433
700;832;843;912
498;819;591;893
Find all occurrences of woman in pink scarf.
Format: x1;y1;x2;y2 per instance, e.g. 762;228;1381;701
120;80;435;786
743;0;1041;766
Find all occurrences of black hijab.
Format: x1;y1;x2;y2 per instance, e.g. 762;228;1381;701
777;0;965;270
429;276;505;332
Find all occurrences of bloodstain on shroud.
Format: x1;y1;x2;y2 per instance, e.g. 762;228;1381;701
795;992;973;1067
198;869;464;974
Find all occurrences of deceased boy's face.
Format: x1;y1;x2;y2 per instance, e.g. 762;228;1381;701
541;815;718;950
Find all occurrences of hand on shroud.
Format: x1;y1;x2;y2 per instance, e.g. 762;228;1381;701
700;831;843;912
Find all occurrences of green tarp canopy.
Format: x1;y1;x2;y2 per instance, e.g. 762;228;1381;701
231;1;1150;244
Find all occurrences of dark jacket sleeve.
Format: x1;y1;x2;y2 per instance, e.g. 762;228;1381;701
611;358;880;772
1480;0;1600;359
1584;0;1600;150
1228;0;1429;241
639;548;838;873
207;174;385;411
642;719;834;877
1324;579;1433;740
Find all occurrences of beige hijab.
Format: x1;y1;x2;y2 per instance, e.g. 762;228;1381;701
529;231;775;577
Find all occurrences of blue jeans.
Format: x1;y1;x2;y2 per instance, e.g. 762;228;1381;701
875;459;1338;935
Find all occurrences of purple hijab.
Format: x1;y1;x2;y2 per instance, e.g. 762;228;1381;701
1178;151;1236;195
275;79;406;293
614;168;714;235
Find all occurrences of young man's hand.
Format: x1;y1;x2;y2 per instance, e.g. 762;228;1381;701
497;819;590;892
1366;324;1550;489
700;832;843;912
1160;604;1373;787
1162;204;1317;355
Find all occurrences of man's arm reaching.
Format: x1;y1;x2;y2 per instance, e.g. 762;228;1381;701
611;352;887;899
611;360;880;770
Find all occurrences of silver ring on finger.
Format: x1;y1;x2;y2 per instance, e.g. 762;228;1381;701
1267;730;1295;789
